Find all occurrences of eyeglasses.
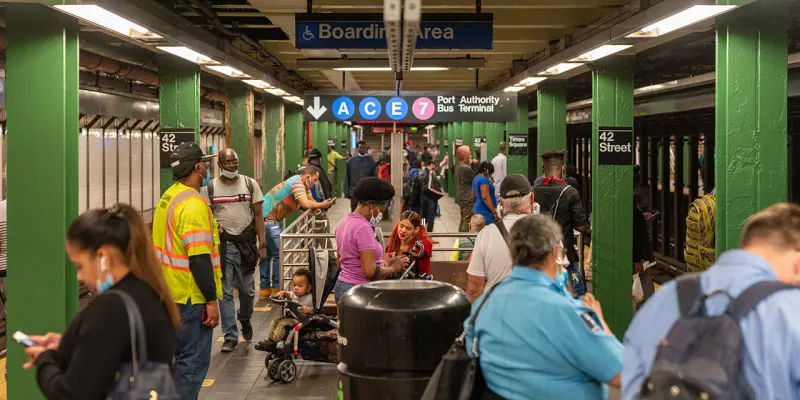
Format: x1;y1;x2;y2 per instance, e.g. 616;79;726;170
220;160;238;167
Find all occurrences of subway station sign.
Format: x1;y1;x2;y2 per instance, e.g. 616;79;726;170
597;126;633;165
295;13;493;50
303;91;517;123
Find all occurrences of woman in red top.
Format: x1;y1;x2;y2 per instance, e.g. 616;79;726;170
385;211;433;276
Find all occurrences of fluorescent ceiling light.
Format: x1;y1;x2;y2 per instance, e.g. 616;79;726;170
520;77;547;86
627;5;736;38
284;96;302;103
242;80;274;90
539;63;583;76
333;67;392;71
157;46;217;65
266;88;288;96
54;5;161;39
206;65;251;78
410;67;449;71
569;45;632;63
503;86;525;92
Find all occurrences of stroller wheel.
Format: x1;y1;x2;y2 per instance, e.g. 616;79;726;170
267;358;281;381
277;360;297;383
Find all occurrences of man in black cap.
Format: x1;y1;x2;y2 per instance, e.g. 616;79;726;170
152;141;222;400
466;174;537;301
306;148;332;200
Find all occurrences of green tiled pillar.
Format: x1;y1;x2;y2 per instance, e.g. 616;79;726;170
591;57;635;339
225;82;254;177
716;0;790;252
264;96;284;190
447;123;456;197
6;5;79;398
285;108;304;175
158;55;201;194
486;122;504;161
461;122;474;159
537;80;568;153
506;95;529;175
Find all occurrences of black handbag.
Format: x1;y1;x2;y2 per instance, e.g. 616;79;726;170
107;291;180;400
421;218;511;400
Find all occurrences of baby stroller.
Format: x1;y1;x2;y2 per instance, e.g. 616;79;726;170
386;240;433;281
265;247;340;383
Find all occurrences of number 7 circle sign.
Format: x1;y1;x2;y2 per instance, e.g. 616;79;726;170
412;97;435;121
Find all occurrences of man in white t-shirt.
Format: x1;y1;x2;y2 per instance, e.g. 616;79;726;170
490;142;507;198
201;148;265;352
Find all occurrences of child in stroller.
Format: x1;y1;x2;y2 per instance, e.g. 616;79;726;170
255;268;314;353
259;248;340;384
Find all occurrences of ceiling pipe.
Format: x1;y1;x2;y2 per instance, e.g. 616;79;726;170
0;34;227;102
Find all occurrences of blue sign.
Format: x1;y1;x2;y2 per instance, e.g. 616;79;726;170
386;98;408;120
332;97;355;120
359;97;382;120
295;13;493;50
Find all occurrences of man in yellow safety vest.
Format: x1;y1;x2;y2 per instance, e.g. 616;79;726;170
153;141;223;400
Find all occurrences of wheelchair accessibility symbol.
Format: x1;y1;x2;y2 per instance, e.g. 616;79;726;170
302;26;315;41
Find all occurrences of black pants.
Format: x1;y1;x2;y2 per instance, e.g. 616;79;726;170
421;196;437;232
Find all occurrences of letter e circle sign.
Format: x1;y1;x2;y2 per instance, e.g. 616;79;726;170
386;97;408;120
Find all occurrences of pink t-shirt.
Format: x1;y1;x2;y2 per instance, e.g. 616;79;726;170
335;212;384;285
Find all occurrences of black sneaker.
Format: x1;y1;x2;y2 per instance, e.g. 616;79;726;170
220;340;237;352
254;339;277;352
240;320;253;342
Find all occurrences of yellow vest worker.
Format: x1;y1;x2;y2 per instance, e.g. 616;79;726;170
152;141;222;400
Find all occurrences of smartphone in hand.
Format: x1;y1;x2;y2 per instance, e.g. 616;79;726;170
13;331;35;347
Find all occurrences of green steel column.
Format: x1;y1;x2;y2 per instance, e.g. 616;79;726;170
537;80;568;153
486;122;504;161
285;109;305;172
158;55;201;194
506;95;529;175
225;82;254;177
591;57;635;339
462;122;474;159
264;96;285;190
6;5;78;398
314;122;329;154
716;0;790;252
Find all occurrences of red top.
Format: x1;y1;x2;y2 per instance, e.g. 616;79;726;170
386;236;433;276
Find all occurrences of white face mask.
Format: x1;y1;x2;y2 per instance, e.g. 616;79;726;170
221;169;239;179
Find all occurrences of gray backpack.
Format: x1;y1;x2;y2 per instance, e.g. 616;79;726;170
638;274;797;400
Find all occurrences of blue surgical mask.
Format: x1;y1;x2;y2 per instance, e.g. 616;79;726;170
201;168;211;187
555;268;569;293
96;256;114;294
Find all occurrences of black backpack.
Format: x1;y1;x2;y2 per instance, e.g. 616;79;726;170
638;274;797;400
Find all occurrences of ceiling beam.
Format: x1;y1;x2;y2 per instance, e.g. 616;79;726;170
246;0;627;12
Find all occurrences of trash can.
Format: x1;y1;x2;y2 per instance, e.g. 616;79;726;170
336;280;471;400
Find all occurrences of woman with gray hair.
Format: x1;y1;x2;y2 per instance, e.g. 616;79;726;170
465;214;622;400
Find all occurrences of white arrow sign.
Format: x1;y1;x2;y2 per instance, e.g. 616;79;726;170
306;96;327;120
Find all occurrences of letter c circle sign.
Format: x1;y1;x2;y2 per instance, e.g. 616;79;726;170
359;97;382;120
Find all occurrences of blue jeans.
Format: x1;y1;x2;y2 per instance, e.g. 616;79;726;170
568;262;587;297
174;301;212;400
260;221;282;289
421;196;437;232
220;242;255;342
334;280;357;302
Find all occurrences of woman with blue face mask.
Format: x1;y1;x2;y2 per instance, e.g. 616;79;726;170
465;214;623;400
22;204;179;399
333;177;405;301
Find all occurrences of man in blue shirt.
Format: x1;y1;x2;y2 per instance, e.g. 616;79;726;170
623;203;800;400
344;140;377;212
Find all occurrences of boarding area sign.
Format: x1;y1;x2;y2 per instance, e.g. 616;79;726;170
295;13;493;50
303;91;517;123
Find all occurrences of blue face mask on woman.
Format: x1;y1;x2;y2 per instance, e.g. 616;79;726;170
95;255;114;294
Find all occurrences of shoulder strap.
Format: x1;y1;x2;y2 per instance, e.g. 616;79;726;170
111;290;148;369
676;273;703;317
207;180;215;201
549;185;571;221
458;281;501;355
494;218;512;251
246;176;254;197
728;280;797;322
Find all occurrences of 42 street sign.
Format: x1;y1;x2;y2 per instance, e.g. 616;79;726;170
303;91;518;123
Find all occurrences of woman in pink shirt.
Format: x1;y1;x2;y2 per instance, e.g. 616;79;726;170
334;177;404;300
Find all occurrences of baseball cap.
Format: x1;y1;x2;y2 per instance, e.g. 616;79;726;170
170;142;216;180
500;174;532;198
